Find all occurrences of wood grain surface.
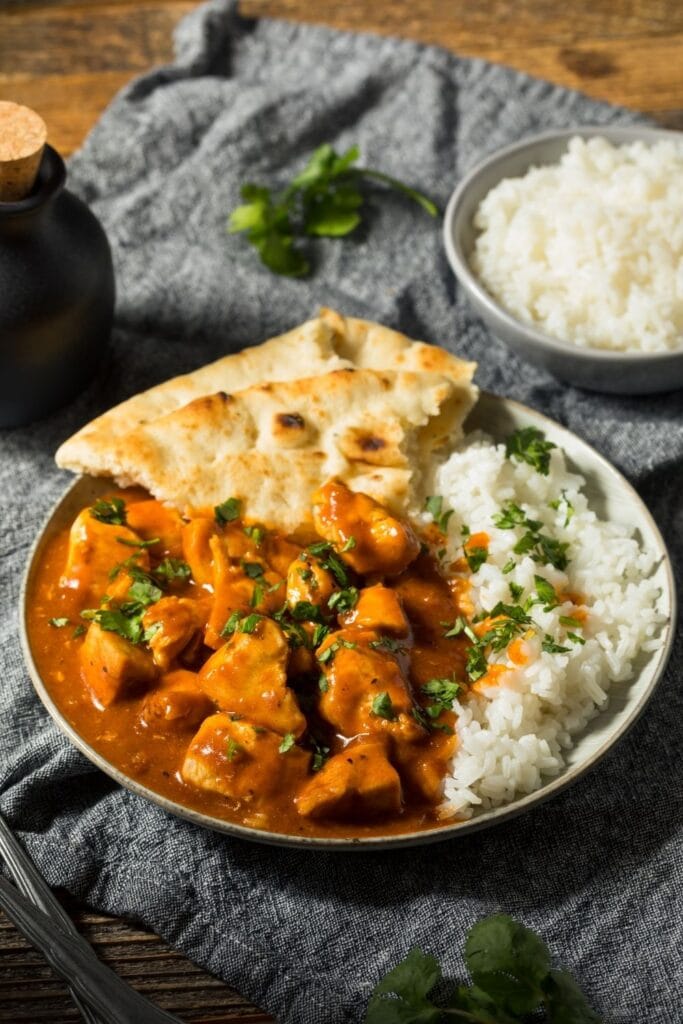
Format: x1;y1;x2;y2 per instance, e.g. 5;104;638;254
0;1;681;1021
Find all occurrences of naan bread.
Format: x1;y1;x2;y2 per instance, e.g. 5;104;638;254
56;310;476;475
76;368;471;532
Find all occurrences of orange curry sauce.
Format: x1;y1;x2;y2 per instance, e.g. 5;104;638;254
27;479;477;839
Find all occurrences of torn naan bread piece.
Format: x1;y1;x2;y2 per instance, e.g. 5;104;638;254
56;310;476;475
75;368;471;531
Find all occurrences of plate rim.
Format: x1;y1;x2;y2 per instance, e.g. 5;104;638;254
20;392;677;850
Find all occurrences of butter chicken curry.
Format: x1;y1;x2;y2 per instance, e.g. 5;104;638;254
28;479;475;838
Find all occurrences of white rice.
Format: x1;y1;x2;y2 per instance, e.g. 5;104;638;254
425;435;665;819
471;135;683;353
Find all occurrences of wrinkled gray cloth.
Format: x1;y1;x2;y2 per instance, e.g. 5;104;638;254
1;2;681;1020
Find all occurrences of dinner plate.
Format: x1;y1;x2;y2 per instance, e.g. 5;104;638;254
21;392;676;849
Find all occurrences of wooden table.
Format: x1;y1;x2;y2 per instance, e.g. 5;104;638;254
0;1;681;1020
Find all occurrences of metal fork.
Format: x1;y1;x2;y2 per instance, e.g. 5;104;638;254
0;812;185;1024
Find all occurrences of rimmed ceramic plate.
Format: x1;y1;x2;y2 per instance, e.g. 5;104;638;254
21;393;676;849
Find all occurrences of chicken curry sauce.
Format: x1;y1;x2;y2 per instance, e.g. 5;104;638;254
27;479;476;839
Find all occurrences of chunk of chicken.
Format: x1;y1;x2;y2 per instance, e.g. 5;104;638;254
80;623;157;708
296;738;402;821
286;554;336;612
317;629;424;744
139;669;214;732
392;726;457;804
61;509;148;602
198;618;306;737
205;535;284;649
341;584;409;636
126;501;184;558
182;714;310;809
312;479;420;576
142;596;203;672
181;517;216;587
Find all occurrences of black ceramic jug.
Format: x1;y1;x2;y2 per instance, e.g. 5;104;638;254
0;145;115;428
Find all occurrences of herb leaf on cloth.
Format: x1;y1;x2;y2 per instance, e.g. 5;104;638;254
229;143;437;276
366;915;601;1023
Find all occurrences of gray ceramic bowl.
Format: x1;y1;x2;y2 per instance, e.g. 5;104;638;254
443;125;683;395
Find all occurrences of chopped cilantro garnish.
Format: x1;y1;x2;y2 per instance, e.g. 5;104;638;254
533;575;559;611
317;637;357;664
250;582;264;608
154;558;191;585
420;677;460;718
550;490;575;526
328;587;359;613
559;615;582;628
509;581;524;601
311;738;330;772
341;536;357;552
542;635;571;654
72;624;86;639
494;502;570;571
48;617;69;628
241;561;265;579
461;524;471;539
318;673;329;694
307;541;350;586
311;622;331;648
221;611;263;637
243;524;265;545
424;495;453;533
214;497;241;524
89;497;126;526
466;645;488;682
116;535;159;549
505;426;556;475
567;632;586;645
371;691;396;720
226;738;242;762
369;636;407;655
443;616;467;639
278;732;296;754
127;576;163;608
290;600;326;623
502;558;516;574
92;608;144;644
492;502;528;529
464;545;488;573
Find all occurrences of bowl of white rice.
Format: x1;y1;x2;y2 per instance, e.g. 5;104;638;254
443;126;683;394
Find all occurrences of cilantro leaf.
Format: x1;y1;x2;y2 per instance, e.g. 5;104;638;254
465;914;550;1016
116;535;159;549
365;947;442;1024
533;575;559;611
465;546;488;573
48;617;70;628
278;732;296;754
241;561;265;579
89;497;126;526
543;969;602;1024
221;611;264;637
230;144;437;277
328;587;359;613
154;558;191;585
214;497;241;524
542;635;571;654
371;691;396;721
425;495;453;533
505;427;556;475
226;738;243;763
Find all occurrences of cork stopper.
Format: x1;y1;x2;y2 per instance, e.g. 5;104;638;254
0;101;48;201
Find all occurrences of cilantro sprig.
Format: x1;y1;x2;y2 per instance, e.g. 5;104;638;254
365;914;601;1023
229;144;437;277
505;427;556;476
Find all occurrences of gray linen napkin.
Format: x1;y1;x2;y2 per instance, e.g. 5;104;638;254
1;2;681;1020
